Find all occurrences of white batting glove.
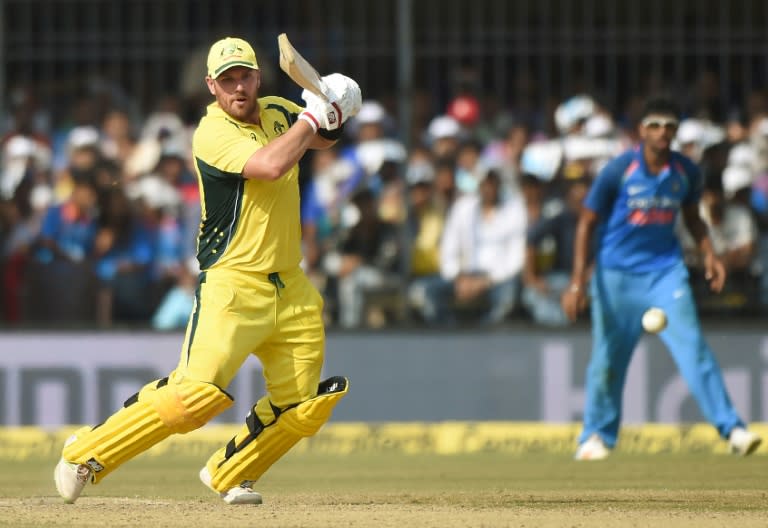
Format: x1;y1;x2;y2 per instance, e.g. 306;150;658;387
298;91;343;132
322;73;362;120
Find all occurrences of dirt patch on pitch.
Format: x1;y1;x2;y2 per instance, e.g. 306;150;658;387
2;496;768;528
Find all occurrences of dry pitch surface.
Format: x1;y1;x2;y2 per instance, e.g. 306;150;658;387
1;452;767;528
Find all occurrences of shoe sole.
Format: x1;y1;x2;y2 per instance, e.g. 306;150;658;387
574;452;610;461
223;492;263;505
200;467;262;505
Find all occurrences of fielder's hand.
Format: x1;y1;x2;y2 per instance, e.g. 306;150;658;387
298;93;343;132
561;283;587;322
703;252;726;293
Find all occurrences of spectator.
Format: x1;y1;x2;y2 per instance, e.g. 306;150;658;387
454;139;485;195
522;175;590;326
554;95;596;137
34;174;99;264
336;189;403;328
1;135;52;201
93;187;154;325
432;156;458;216
345;100;392;142
679;162;760;275
100;109;137;167
26;173;100;323
480;120;531;186
674;141;765;312
151;257;198;331
52;126;103;203
132;174;186;289
405;168;443;278
404;164;445;320
1;84;50;136
301;148;357;271
425;115;463;158
1;172;53;323
415;167;527;325
353;138;407;223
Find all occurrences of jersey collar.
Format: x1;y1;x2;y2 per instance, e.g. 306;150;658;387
207;102;261;128
636;143;672;179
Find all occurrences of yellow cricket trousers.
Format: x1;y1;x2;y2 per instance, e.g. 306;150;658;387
178;266;325;419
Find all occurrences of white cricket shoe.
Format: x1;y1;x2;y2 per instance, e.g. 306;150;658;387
574;433;611;461
728;427;762;456
53;436;92;504
199;466;263;505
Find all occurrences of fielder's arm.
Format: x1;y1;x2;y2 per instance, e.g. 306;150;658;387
562;207;599;321
681;202;726;292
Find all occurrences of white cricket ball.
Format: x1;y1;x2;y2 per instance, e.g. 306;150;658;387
642;307;667;333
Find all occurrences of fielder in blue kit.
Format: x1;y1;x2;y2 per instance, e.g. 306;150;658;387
561;97;762;460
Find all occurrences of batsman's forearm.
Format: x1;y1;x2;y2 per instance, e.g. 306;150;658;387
242;121;317;181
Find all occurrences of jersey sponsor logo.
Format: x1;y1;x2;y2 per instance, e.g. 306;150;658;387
627;196;680;209
627;208;675;225
627;185;647;195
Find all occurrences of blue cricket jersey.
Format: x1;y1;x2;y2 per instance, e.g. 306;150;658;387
584;146;702;272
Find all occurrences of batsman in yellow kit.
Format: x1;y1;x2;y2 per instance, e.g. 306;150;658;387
54;36;362;504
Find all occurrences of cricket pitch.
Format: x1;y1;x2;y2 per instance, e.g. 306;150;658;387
2;451;767;527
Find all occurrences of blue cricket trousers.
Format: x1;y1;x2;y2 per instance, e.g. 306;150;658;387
579;260;744;447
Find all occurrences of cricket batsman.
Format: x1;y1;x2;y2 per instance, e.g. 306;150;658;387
54;36;361;504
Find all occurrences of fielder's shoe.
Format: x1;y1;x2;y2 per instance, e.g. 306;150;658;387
728;427;762;456
574;433;611;461
53;435;92;504
199;466;263;505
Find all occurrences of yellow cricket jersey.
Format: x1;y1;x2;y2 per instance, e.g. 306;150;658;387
192;96;303;273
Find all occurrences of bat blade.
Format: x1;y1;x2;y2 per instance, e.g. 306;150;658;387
278;33;330;102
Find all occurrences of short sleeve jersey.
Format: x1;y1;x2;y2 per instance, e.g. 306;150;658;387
191;97;303;273
584;146;702;272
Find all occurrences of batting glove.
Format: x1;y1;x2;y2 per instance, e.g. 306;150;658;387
321;73;362;120
299;91;343;132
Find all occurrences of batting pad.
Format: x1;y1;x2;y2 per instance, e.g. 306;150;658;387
63;374;233;484
206;376;349;492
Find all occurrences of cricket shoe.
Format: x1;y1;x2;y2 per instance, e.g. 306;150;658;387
54;435;92;503
728;427;762;456
574;433;611;461
199;466;263;505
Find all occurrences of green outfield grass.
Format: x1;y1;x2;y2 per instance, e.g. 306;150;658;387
1;451;767;527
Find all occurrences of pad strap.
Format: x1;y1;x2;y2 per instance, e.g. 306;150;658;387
206;376;349;491
62;373;233;483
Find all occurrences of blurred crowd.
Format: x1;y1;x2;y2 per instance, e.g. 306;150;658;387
2;79;768;330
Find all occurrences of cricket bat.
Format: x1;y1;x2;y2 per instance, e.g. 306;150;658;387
278;33;330;102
